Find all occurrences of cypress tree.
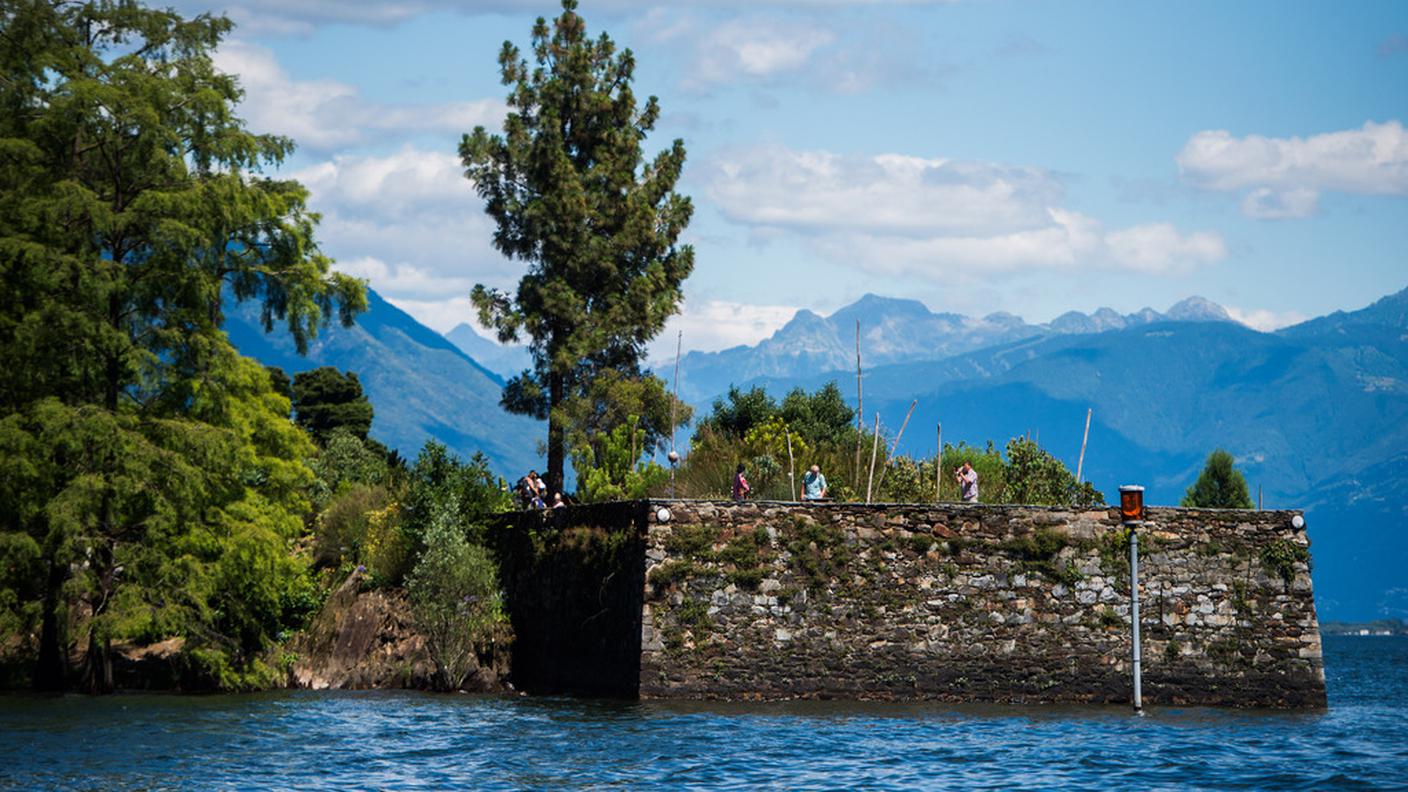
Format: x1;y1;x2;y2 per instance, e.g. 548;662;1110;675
0;0;364;692
460;0;694;494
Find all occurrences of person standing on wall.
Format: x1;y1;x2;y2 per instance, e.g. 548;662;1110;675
733;464;751;502
956;462;979;503
802;464;828;501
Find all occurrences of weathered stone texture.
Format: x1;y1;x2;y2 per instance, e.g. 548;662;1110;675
638;501;1325;708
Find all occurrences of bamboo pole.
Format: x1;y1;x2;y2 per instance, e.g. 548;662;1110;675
936;423;943;501
866;412;881;504
670;329;682;497
786;429;796;501
1075;407;1092;483
854;319;863;490
873;400;917;496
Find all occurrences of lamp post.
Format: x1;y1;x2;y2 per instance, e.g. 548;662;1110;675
1119;484;1145;714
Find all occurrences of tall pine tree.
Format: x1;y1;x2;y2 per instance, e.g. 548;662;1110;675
460;0;693;494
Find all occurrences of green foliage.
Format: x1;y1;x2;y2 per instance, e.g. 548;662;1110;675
935;442;1008;503
292;368;374;443
1261;539;1310;585
780;383;856;446
782;519;853;591
406;509;505;691
665;524;721;556
1182;449;1254;509
1003;438;1104;507
314;484;391;568
462;0;694;493
0;0;364;690
308;428;391;511
561;369;691;463
572;415;670;503
401;442;512;553
698;386;778;439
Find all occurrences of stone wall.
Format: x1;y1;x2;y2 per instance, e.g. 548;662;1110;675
489;500;1325;707
640;501;1325;707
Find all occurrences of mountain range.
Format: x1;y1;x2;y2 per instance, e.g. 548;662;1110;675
670;294;1235;402
226;281;1408;621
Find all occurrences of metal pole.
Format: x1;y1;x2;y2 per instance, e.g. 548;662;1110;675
1130;525;1142;713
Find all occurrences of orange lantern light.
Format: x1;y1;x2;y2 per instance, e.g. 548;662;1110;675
1119;485;1145;523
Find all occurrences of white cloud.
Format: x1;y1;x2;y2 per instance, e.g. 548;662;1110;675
1103;223;1227;273
651;299;798;358
186;1;955;36
336;256;475;300
1225;306;1308;333
1176;120;1408;219
213;40;503;151
706;145;1226;277
687;17;836;89
291;147;518;309
385;295;482;334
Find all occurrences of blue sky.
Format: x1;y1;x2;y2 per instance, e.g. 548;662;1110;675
193;0;1408;356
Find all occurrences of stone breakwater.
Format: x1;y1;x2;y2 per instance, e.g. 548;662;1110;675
492;501;1326;708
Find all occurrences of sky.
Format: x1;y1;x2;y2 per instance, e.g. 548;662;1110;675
191;0;1408;358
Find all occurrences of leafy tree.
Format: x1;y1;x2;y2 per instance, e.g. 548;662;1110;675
461;0;694;495
292;367;374;443
780;382;855;446
406;507;505;692
697;386;779;439
561;369;691;474
1182;449;1254;509
573;415;670;502
265;367;294;404
0;1;364;692
1003;437;1103;507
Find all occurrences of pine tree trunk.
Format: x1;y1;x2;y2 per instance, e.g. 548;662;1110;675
547;369;565;497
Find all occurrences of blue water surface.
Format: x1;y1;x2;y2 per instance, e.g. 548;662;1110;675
2;635;1406;790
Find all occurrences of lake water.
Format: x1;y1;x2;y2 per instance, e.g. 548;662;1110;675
2;635;1406;790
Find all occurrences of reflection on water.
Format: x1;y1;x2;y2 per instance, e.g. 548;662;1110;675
1;636;1405;791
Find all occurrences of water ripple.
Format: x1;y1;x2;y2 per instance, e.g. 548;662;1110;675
2;637;1408;790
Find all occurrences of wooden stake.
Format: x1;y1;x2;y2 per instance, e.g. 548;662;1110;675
1258;484;1263;511
936;422;942;502
866;412;881;504
854;319;863;490
1075;407;1092;483
786;429;796;502
873;400;917;496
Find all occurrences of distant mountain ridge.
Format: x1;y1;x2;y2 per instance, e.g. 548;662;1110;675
671;293;1235;402
444;323;532;381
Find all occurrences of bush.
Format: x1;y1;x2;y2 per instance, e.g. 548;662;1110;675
406;508;505;691
362;500;413;587
314;484;390;569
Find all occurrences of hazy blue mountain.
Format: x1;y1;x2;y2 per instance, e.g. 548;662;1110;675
225;288;543;478
444;323;533;381
671;293;1235;402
